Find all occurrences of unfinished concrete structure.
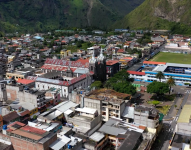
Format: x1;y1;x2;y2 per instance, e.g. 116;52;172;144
0;48;7;79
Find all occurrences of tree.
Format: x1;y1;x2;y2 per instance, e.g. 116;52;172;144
91;81;103;89
167;77;175;94
147;81;169;96
104;70;136;95
156;71;164;82
151;100;160;107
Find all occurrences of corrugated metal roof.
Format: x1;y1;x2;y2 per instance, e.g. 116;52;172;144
52;101;79;113
90;132;105;142
49;139;66;150
178;105;191;123
122;107;134;119
74;68;89;74
75;107;97;114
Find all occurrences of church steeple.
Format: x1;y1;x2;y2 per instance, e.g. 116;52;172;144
89;50;97;63
97;48;105;61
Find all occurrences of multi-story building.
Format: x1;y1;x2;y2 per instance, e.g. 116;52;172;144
0;83;7;102
18;88;47;113
6;67;35;81
99;118;144;149
83;89;131;122
6;121;57;150
0;48;8;79
106;60;120;78
134;106;160;129
128;61;191;86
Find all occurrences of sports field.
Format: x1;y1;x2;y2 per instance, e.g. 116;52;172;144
150;52;191;64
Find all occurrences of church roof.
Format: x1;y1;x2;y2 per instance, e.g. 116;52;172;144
44;58;89;68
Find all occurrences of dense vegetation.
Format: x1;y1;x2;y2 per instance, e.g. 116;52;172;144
0;0;144;33
114;0;191;35
105;70;136;95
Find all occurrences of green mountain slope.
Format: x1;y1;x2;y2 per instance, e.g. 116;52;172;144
0;0;144;33
114;0;191;30
99;0;144;16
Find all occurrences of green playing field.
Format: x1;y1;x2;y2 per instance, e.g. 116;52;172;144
150;52;191;64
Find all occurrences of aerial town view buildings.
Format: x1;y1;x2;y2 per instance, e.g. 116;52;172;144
0;30;191;150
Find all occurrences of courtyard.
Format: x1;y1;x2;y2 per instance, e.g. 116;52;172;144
150;52;191;64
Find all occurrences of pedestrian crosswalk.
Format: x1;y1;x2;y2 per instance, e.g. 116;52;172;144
185;90;191;93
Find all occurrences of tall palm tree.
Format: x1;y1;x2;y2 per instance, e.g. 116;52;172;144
167;76;175;94
156;71;164;82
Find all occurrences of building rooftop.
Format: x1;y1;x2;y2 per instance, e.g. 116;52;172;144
178;105;191;123
44;58;89;68
99;118;144;136
85;89;131;101
106;60;119;66
75;107;97;115
122;106;134;119
135;105;159;118
89;132;105;142
17;79;35;85
118;131;142;150
3;111;19;123
52;101;79;113
171;133;191;149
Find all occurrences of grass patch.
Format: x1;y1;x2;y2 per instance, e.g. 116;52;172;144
156;105;171;115
150;52;191;64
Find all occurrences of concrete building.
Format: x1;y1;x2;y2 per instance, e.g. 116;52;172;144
67;107;102;136
84;89;131;122
6;84;23;101
18;88;47;113
84;132;108;150
176;105;191;136
134;106;159;129
106;60;120;78
6;67;35;81
6;121;57;150
0;48;8;79
0;83;7;102
99;118;144;149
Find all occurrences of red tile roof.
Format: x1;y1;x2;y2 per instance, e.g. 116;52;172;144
127;71;145;76
19;110;30;116
121;57;133;60
41;64;77;72
44;58;89;68
17;79;35;85
106;60;119;66
21;125;46;135
143;61;166;65
8;121;25;129
117;49;124;53
3;111;19;123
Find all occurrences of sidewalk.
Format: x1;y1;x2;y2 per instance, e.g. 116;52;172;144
164;97;183;119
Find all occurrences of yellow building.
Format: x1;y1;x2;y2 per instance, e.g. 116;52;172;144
60;50;71;58
6;72;25;80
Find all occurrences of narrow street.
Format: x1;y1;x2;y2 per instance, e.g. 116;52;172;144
152;87;189;150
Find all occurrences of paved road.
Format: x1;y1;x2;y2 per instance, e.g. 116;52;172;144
152;88;189;150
